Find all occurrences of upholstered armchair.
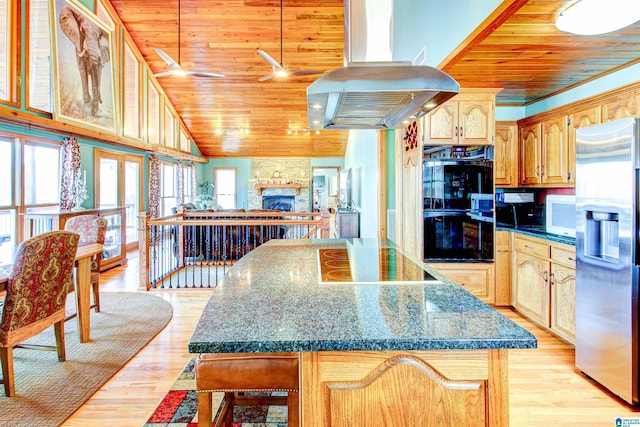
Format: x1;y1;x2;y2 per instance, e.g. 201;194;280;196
64;215;108;313
0;230;79;396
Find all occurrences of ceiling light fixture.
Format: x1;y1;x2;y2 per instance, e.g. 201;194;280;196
555;0;640;35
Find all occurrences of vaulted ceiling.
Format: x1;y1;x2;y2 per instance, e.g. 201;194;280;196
108;0;640;158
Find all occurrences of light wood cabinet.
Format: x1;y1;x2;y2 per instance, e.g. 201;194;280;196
512;233;576;344
601;92;639;122
568;106;601;185
494;121;518;187
397;120;423;259
519;116;571;186
429;262;495;304
549;244;576;343
494;231;511;306
519;122;541;185
423;89;498;146
541;115;570;185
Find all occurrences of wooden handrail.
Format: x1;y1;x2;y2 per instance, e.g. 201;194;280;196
138;208;331;290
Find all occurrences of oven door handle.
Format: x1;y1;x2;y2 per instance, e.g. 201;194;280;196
423;210;469;218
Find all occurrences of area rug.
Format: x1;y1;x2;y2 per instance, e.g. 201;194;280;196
0;291;173;427
144;357;288;427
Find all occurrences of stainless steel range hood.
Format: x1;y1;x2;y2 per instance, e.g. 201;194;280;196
307;63;459;130
306;0;459;130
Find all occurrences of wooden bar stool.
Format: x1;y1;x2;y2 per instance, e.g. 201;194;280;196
195;352;299;427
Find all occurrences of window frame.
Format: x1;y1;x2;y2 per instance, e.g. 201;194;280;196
26;0;52;113
122;35;142;140
0;0;19;106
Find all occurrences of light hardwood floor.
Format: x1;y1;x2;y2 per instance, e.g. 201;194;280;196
62;250;640;426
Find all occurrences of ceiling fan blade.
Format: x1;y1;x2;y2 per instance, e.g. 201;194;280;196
154;47;179;67
258;73;275;82
257;49;282;69
186;70;225;78
153;71;174;78
290;70;325;76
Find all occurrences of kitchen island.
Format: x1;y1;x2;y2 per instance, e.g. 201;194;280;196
189;238;537;426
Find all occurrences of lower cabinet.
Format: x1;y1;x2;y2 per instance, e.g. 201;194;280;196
494;231;512;306
429;262;495;304
512;233;575;344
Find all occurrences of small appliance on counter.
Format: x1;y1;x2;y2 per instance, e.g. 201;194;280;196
545;194;576;237
495;192;544;229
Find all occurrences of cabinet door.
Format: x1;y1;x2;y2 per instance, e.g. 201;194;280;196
519;123;541;185
602;92;639;122
512;251;549;326
550;263;576;344
495;122;517;187
541;116;569;185
425;101;458;145
568;107;601;185
430;263;494;304
401;149;422;259
494;231;511;306
458;100;494;145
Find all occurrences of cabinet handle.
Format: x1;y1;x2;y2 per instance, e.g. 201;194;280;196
524;244;535;250
549;272;555;285
567;257;576;261
541;164;545;177
460;127;463;137
543;270;548;282
497;249;508;253
455;126;458;137
535;166;539;176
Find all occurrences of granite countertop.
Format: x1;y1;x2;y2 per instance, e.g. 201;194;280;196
496;225;576;246
188;238;537;354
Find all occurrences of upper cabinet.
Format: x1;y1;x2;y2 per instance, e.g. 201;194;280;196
423;89;499;146
602;92;640;122
495;121;518;187
518;116;571;187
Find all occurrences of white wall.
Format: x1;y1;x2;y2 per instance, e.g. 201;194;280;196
344;130;380;238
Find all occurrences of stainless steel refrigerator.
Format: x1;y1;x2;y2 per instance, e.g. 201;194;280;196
575;117;640;405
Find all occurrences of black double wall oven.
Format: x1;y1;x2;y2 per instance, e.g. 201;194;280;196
423;146;494;262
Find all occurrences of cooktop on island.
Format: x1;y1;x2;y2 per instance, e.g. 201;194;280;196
318;241;442;285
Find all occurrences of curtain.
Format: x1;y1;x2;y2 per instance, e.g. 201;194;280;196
176;160;184;205
59;137;81;211
148;154;161;218
190;163;197;203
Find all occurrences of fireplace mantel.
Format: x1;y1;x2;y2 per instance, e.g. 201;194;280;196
255;183;305;195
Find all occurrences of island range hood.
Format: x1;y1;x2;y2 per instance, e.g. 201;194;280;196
307;0;460;131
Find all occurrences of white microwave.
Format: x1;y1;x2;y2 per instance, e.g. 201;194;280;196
546;195;576;237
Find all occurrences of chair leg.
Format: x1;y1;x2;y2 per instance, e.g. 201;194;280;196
224;392;234;427
197;390;213;427
288;391;299;427
54;319;66;362
92;281;100;313
0;346;15;396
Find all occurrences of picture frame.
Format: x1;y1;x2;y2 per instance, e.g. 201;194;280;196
50;0;117;134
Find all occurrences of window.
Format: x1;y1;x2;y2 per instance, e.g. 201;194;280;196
123;40;141;139
160;162;176;216
27;0;52;112
23;142;60;206
0;0;16;104
164;104;175;148
214;168;236;209
183;165;194;203
0;136;14;265
148;81;160;144
179;128;190;153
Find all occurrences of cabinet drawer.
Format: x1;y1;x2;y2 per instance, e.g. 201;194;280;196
551;245;576;267
513;236;549;258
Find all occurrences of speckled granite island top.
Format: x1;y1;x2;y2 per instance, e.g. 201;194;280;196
188;238;537;354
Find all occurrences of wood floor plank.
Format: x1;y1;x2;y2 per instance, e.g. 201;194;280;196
61;251;640;426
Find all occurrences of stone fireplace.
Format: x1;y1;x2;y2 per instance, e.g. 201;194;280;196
248;159;311;212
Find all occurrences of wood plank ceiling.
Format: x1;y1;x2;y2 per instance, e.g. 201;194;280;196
109;0;640;158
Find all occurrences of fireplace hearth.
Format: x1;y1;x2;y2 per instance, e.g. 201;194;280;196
263;195;295;212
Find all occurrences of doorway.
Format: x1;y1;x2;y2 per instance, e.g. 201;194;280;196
311;167;340;212
94;148;143;249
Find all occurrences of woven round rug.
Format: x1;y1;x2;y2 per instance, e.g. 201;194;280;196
0;291;173;427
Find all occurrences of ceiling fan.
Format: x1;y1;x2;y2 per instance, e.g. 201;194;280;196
154;0;224;78
257;0;324;81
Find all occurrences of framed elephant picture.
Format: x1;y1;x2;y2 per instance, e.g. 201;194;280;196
50;0;117;134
